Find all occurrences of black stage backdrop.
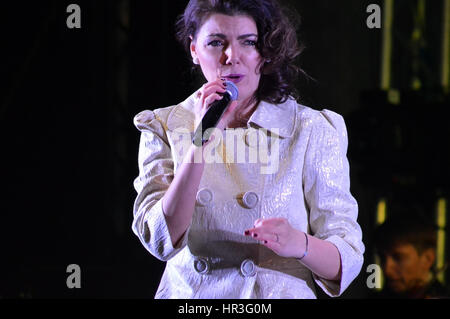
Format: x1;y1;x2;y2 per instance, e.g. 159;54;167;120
1;0;449;299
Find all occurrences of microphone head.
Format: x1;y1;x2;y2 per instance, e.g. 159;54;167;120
225;81;239;101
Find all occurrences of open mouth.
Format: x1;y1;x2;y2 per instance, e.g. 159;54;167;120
224;74;245;84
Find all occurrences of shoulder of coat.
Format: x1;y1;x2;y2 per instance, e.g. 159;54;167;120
133;105;179;132
296;104;344;132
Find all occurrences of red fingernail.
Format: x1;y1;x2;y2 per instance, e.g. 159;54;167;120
244;230;250;236
253;233;258;238
264;240;268;244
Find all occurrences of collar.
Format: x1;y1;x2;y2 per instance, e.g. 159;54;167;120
167;91;297;138
247;98;297;138
166;91;197;132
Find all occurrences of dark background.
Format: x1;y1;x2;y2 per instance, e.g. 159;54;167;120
1;0;449;298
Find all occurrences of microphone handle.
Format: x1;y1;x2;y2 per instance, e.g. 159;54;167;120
192;93;232;146
192;93;231;146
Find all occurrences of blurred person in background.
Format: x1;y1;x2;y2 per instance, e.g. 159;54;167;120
373;212;449;298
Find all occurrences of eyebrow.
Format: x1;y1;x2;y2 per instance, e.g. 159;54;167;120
207;33;258;40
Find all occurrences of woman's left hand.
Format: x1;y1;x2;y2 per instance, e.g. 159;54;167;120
244;218;307;259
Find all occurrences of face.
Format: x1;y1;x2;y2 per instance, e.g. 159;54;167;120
190;14;263;105
381;243;434;294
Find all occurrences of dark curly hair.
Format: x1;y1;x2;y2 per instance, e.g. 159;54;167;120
175;0;306;104
374;213;437;256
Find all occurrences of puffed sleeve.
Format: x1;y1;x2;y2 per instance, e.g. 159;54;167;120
132;110;188;261
302;109;365;297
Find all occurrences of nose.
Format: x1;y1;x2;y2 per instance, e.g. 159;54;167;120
221;42;240;65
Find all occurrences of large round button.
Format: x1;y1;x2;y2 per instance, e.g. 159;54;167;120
196;188;213;206
194;257;210;274
242;192;259;209
240;259;256;277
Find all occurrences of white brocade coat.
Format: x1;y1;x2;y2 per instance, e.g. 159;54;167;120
132;91;365;299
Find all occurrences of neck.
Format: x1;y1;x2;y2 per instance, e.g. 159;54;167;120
227;96;259;129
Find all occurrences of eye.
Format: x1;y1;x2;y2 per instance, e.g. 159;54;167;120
207;40;224;47
244;40;257;46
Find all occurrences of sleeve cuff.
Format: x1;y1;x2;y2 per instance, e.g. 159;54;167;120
312;235;364;297
144;199;189;261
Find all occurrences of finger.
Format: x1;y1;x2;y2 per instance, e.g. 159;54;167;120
253;218;265;227
251;218;281;228
244;226;277;243
202;83;226;97
199;87;226;108
245;225;282;248
197;82;225;102
201;79;226;94
245;225;268;236
259;218;288;229
204;93;224;109
245;229;281;252
263;239;281;251
258;232;279;244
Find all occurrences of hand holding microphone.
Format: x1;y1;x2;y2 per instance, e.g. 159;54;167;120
192;79;239;146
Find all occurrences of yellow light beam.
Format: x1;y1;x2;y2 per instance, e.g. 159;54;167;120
436;198;447;284
381;0;394;91
375;198;387;291
374;255;384;291
376;198;387;226
442;0;450;92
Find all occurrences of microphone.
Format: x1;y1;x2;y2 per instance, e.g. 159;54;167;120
192;81;239;146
